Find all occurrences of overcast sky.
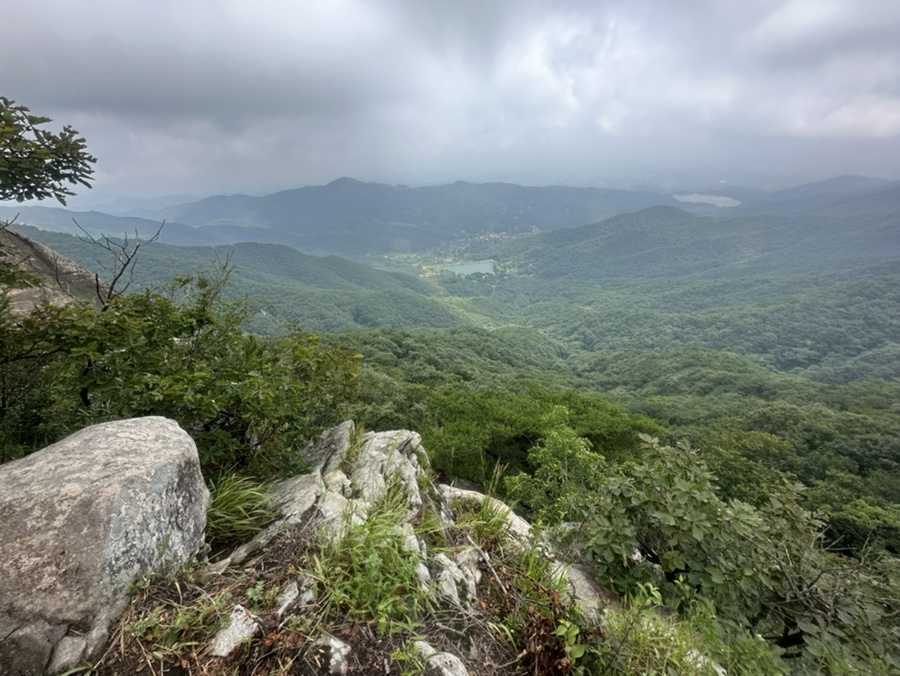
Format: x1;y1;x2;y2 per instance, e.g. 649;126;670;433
4;0;900;204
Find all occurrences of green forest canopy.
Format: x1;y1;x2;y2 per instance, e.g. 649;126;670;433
3;103;900;668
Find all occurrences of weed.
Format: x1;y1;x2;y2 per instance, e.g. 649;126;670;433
127;592;231;654
339;422;368;474
391;637;428;676
416;494;450;550
452;493;514;545
58;665;96;676
591;582;783;675
307;483;429;635
206;472;276;552
244;578;280;612
554;619;588;671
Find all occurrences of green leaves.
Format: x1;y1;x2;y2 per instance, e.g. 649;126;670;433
0;97;96;205
553;619;587;662
310;488;426;632
508;425;900;670
0;269;360;475
206;473;275;551
504;406;609;523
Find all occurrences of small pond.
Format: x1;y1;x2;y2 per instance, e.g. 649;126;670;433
436;260;496;275
673;193;741;208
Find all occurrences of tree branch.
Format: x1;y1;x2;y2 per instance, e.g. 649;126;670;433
72;219;164;305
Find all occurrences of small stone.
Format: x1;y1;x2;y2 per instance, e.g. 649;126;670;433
316;633;352;675
48;635;88;674
414;640;468;676
415;562;432;588
276;582;300;616
433;553;467;607
298;575;317;606
455;548;482;599
209;605;259;657
556;563;605;622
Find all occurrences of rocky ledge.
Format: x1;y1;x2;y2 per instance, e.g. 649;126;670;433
0;418;613;675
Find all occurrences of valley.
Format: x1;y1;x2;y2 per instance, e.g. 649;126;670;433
4;174;900;670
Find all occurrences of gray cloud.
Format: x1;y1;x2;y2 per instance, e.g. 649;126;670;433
3;0;899;202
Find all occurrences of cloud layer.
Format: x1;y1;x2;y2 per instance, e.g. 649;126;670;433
4;0;900;201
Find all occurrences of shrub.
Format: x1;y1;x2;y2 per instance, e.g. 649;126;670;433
507;422;900;671
0;268;361;476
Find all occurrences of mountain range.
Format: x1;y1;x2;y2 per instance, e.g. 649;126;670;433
2;175;897;260
3;174;898;381
470;204;900;280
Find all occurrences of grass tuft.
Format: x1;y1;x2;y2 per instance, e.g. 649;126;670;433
309;485;429;635
206;472;276;553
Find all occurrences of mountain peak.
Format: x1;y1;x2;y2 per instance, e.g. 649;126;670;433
326;177;365;188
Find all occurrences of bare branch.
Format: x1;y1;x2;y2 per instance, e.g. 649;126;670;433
72;219;165;305
0;213;21;231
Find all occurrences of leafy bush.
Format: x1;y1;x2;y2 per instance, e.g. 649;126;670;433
308;487;428;634
507;420;900;671
596;583;786;675
0;267;360;476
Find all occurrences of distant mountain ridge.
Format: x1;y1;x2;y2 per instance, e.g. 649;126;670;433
469;204;900;280
13;197;900;383
733;175;896;214
810;181;900;215
83;194;204;216
2;175;897;260
1;178;686;255
0;206;224;247
146;178;688;255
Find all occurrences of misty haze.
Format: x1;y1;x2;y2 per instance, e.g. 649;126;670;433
2;1;900;673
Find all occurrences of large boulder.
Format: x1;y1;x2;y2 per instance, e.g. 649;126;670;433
0;417;209;675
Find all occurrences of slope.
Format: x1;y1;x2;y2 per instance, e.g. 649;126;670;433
733;175;892;214
0;205;220;247
12;226;464;334
154;178;683;255
472;205;900;280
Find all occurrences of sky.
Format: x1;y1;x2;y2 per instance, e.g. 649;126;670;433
3;0;900;205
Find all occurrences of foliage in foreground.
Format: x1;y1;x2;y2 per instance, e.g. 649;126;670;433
507;413;900;672
95;478;781;675
0;267;360;477
310;486;430;635
0;96;96;205
595;583;785;676
206;473;277;553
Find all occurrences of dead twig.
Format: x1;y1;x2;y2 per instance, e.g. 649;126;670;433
72;219;164;305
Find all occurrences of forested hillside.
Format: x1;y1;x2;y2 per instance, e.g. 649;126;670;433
145;178;687;255
6;174;898;259
1;179;687;255
5;173;900;671
16;194;900;382
728;175;894;214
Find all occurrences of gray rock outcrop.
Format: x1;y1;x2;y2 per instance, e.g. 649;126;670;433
0;225;105;316
0;417;209;675
207;421;609;671
212;422;428;570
